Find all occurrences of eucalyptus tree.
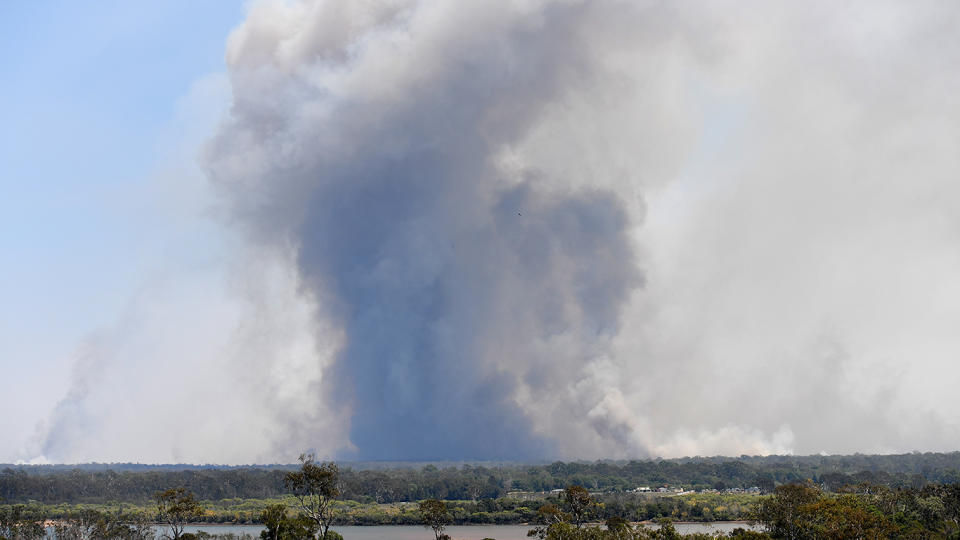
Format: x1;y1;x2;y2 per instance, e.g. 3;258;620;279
418;499;450;540
259;503;317;540
284;454;340;539
155;488;204;540
564;486;595;528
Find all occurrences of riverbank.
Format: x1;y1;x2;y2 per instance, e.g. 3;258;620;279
163;522;762;540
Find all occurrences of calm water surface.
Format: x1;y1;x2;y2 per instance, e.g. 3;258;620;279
178;522;758;539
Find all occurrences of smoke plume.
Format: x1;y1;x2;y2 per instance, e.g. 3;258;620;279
204;0;960;460
206;0;646;459
32;0;960;463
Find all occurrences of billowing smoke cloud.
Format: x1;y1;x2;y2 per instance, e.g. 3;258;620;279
206;0;645;459
204;0;960;460
30;0;960;463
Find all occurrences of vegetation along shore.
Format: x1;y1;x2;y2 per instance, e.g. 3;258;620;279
2;453;959;538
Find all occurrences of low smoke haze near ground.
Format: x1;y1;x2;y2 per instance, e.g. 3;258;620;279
5;0;960;463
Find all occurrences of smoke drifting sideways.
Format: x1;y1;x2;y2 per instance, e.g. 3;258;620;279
32;74;348;465
205;0;645;460
4;1;940;463
36;0;960;464
205;0;960;460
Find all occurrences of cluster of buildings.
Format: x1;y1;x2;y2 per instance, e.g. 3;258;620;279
628;486;692;495
507;485;763;500
628;486;762;495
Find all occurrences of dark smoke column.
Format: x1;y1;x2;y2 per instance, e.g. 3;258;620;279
205;0;641;460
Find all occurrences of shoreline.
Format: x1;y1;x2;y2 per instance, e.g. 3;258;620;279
164;520;757;527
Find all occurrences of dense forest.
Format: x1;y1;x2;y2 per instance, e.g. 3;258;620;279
3;453;960;504
2;454;960;538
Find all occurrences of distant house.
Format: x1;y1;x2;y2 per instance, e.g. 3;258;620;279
506;491;539;501
632;486;652;493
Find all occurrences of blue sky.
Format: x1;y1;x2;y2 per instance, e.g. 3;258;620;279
0;2;245;460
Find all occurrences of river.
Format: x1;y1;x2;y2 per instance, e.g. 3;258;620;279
172;522;759;539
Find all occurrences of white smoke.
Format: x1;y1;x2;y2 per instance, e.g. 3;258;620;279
35;0;960;462
205;0;960;459
34;74;347;463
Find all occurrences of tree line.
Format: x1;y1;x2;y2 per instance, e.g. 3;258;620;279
4;454;960;539
3;453;960;504
0;454;342;540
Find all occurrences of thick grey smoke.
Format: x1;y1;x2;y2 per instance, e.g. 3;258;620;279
205;0;960;460
31;0;960;463
206;0;643;459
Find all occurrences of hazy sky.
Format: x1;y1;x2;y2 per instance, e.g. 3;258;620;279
3;0;960;464
0;1;246;462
